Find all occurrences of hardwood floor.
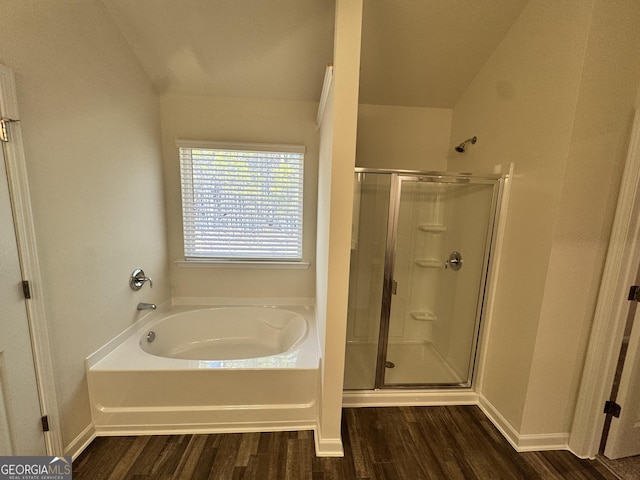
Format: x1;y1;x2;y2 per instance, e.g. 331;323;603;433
73;406;619;479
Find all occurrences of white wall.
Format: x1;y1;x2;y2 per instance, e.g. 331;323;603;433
0;1;169;449
159;94;318;299
356;104;450;171
520;0;640;435
449;0;595;432
316;83;334;372
450;0;640;439
315;0;363;454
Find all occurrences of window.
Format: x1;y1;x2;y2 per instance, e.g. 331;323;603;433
178;140;305;262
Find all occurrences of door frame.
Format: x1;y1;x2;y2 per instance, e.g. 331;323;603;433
0;64;63;454
569;109;640;458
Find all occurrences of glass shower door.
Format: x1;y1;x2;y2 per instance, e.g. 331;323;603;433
343;172;391;389
378;176;497;387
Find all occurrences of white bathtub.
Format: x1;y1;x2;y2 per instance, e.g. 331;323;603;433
86;301;319;435
140;306;308;361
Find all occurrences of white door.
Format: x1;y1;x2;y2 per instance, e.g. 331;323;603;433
604;303;640;459
0;142;46;455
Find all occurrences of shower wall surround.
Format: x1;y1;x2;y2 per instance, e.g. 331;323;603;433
345;171;499;390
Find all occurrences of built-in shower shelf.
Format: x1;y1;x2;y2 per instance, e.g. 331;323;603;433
414;259;443;268
417;224;446;233
410;311;437;322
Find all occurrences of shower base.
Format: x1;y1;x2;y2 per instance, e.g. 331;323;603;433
385;342;464;385
344;340;463;389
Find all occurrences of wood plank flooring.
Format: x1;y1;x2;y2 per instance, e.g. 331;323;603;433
73;406;619;480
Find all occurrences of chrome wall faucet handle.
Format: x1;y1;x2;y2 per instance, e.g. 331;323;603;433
130;268;153;290
445;251;463;271
137;302;157;311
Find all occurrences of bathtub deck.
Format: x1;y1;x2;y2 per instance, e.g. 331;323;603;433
88;304;319;371
86;303;320;435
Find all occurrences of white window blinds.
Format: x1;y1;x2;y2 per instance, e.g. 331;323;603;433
178;141;305;261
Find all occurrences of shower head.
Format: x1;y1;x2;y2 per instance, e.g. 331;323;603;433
455;136;477;153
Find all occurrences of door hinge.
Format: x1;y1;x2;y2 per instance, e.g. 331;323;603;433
391;280;398;295
41;415;49;432
22;280;31;299
628;285;640;302
604;400;621;418
0;117;19;143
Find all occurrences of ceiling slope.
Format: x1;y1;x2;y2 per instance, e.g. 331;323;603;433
360;0;528;108
102;0;527;107
102;0;335;101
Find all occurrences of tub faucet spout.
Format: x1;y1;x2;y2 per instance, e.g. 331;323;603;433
137;302;157;311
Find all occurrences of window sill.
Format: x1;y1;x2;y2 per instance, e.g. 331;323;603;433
174;260;310;270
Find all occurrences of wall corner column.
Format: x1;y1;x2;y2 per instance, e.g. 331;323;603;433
314;0;363;457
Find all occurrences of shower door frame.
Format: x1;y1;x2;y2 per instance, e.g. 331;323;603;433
353;168;503;390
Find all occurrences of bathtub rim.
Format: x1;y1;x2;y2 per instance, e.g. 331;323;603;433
139;305;309;361
86;297;318;371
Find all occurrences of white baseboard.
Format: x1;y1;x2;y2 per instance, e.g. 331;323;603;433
314;430;344;457
94;421;316;437
343;389;479;408
344;390;570;452
477;394;521;450
478;394;569;452
65;397;571;461
517;432;571;452
64;423;96;461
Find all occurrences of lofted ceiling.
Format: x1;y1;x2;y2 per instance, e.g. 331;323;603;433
101;0;336;102
102;0;528;108
360;0;529;108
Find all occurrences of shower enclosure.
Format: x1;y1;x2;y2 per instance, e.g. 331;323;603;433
344;169;501;389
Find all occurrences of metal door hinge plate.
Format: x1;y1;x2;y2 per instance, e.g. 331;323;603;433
41;415;49;432
604;400;621;418
0;117;19;142
22;280;31;299
628;285;640;302
0;118;8;142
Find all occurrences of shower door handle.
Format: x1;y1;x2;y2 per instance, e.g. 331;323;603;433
445;251;463;271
